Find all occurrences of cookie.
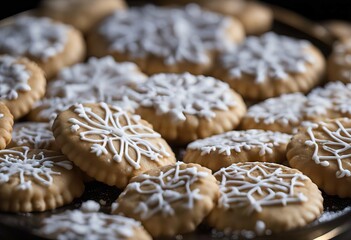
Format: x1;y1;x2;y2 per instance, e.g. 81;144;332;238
0;16;86;79
0;55;46;120
87;4;244;75
39;0;126;34
0;103;13;149
212;32;326;101
112;162;218;237
207;162;323;235
0;147;85;212
287;118;351;197
124;72;247;145
184;129;291;172
52;102;176;188
37;200;151;240
328;39;351;83
323;20;351;41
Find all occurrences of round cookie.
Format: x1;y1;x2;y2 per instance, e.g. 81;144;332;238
39;0;126;34
328;39;351;83
212;32;326;101
0;16;86;79
0;103;13;149
87;4;244;75
323;20;351;41
287;118;351;198
112;162;219;237
52;102;176;188
124;72;247;145
207;162;323;235
0;147;85;212
184;129;291;172
0;55;46;120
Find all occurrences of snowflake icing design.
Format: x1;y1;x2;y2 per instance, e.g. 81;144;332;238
215;163;308;213
69;102;170;169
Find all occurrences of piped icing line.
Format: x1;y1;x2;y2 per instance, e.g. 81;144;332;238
125;72;237;122
68;102;170;169
121;162;208;219
0;16;68;60
0;147;73;190
12;122;54;149
215;163;308;213
305;119;351;178
187;129;291;156
0;55;31;100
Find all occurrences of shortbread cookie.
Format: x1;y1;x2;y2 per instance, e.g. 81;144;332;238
287;118;351;197
184;129;291;172
0;147;84;212
0;16;86;79
0;103;13;149
124;73;247;144
39;0;126;34
113;162;218;237
87;4;244;75
0;55;46;119
207;162;323;235
212;32;326;101
37;200;151;240
323;20;351;41
328;39;351;83
53;102;176;188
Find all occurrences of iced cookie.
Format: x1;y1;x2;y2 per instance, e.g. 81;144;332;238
287;118;351;197
39;0;126;34
37;200;151;240
0;16;86;79
212;32;326;101
52;102;176;188
328;39;351;83
0;55;46;119
184;129;291;172
113;162;218;237
124;72;247;145
0;147;84;212
207;162;323;235
0;103;13;149
87;4;244;75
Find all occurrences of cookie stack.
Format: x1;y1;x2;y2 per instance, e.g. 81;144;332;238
0;0;350;239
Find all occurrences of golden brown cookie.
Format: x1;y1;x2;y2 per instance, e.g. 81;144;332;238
323;20;351;41
112;162;219;237
184;129;291;172
0;147;85;212
328;39;351;83
207;162;323;235
0;55;46;120
53;102;176;188
0;16;86;79
0;103;13;149
287;118;351;197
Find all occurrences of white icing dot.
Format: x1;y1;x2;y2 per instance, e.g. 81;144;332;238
255;221;266;235
80;200;100;212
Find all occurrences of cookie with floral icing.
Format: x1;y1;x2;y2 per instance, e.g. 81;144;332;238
113;162;218;237
212;32;326;101
87;4;244;75
124;72;247;144
0;147;84;212
0;16;86;79
184;129;291;172
39;0;126;34
328;39;351;83
207;162;323;235
52;102;176;188
287;118;351;197
0;55;46;119
0;103;13;149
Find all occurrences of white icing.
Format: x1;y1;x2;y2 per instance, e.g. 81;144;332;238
215;163;308;213
255;221;266;236
187;129;291;156
0;16;68;60
125;72;237;122
80;200;100;212
305;119;351;178
0;113;3;118
12;122;54;149
0;147;73;190
99;4;233;65
0;55;31;100
221;32;315;82
68;102;171;169
121;162;208;219
333;40;351;81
